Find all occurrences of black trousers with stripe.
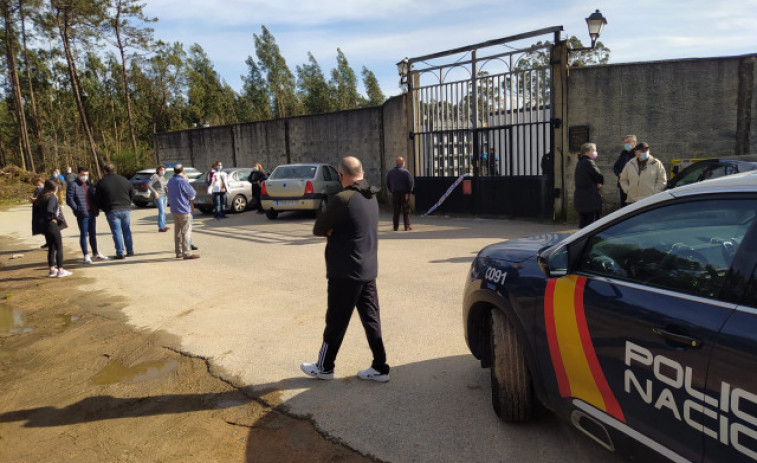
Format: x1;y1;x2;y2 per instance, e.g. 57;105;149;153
317;278;389;375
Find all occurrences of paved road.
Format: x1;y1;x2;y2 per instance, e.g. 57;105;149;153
1;204;623;462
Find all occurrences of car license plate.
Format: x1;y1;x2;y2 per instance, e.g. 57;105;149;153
275;200;297;206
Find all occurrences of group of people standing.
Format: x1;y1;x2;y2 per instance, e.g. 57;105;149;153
574;135;668;228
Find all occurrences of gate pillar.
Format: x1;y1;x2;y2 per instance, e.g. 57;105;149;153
550;40;570;221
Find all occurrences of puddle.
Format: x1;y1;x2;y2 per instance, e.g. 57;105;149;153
91;359;178;385
0;306;32;334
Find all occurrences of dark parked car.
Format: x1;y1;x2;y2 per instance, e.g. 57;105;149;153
130;167;203;207
463;170;757;462
667;155;757;189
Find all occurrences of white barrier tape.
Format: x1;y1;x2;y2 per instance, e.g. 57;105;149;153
422;173;470;217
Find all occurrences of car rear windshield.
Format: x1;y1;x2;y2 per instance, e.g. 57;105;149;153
270;165;317;180
132;173;152;181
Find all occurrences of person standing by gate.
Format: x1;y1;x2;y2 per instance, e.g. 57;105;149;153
386;156;414;231
301;156;390;382
619;142;667;204
613;134;636;207
574;143;604;228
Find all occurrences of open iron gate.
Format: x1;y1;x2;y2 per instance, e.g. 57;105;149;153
406;27;562;218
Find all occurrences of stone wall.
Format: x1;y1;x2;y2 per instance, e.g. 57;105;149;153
155;95;408;190
564;54;757;219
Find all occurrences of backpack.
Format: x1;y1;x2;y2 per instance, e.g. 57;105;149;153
205;171;213;186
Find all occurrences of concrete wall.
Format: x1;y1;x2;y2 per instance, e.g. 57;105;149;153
564;54;757;219
156;55;756;221
155;95;408;192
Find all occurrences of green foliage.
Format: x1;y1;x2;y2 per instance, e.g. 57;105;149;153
361;66;385;107
0;12;386;172
296;52;333;115
329;48;360;110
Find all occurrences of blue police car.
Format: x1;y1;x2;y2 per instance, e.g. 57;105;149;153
463;170;757;462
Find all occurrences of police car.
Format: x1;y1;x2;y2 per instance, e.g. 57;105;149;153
463;170;757;462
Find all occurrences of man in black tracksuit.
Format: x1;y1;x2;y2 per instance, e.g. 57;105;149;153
301;156;390;382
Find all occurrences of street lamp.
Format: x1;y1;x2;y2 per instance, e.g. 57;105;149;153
397;58;410;85
585;9;607;48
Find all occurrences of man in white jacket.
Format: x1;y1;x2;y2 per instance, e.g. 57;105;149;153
619;142;667;204
207;161;230;219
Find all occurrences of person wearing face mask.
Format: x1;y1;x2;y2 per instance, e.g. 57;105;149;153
206;161;229;219
247;163;267;214
574;142;604;228
619;142;668;204
67;167;107;264
613;135;637;207
148;165;170;232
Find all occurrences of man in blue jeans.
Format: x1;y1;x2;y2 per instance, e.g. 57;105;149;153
95;162;135;259
66;167;108;264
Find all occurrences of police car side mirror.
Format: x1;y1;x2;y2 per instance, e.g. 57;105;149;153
537;245;568;278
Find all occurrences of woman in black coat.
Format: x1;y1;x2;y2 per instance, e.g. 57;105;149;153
33;180;72;278
574;142;604;228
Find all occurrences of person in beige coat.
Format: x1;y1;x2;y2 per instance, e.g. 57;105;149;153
619;142;667;204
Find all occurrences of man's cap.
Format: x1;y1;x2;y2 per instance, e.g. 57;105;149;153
635;142;649;151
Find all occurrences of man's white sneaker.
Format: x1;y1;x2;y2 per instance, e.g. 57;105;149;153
48;269;58;277
357;367;390;382
300;362;334;380
57;269;72;278
83;255;92;264
94;254;108;261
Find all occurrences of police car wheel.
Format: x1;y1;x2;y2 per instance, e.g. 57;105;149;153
490;310;534;422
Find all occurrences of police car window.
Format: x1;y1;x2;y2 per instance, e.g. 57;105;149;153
577;199;757;299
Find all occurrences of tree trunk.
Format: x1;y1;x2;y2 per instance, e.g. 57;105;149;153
18;0;44;172
53;3;102;177
2;0;34;172
114;12;138;155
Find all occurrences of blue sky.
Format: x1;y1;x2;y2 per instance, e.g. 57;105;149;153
142;0;757;98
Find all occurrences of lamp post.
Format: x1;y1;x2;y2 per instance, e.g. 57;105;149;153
397;58;410;86
585;9;607;48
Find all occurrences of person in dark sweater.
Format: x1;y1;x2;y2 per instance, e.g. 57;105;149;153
301;156;390;382
67;167;107;264
95;162;135;259
33;180;72;278
613;134;636;207
574;142;604;228
386;156;414;231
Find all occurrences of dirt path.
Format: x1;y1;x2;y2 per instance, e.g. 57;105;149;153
0;236;374;462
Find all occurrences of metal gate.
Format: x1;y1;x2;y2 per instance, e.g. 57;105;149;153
405;27;563;217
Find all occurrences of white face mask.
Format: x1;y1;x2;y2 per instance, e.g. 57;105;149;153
79;175;88;182
158;170;165;176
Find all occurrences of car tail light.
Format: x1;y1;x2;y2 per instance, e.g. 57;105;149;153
304;181;314;195
261;181;268;195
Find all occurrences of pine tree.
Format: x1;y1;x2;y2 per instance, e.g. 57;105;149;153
253;25;300;118
361;66;385;107
329;48;360;110
296;52;332;115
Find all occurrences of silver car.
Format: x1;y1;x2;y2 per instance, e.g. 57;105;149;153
260;163;342;219
261;163;342;219
191;167;257;214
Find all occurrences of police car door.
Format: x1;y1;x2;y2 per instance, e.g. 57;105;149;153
559;197;757;462
703;215;757;463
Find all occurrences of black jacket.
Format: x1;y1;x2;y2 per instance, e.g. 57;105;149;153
613;150;635;184
386;166;414;194
66;178;98;218
313;179;380;282
32;194;61;235
95;173;134;212
574;155;604;214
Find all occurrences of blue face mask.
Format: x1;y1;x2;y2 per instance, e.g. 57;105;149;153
37;185;44;190
624;143;633;151
216;166;223;171
639;151;649;161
